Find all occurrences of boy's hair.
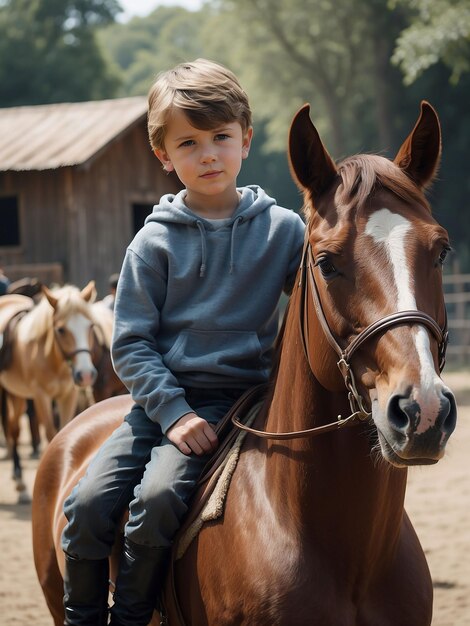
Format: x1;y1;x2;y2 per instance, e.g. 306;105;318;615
147;58;252;151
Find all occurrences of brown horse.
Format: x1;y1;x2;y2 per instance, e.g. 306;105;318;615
0;282;97;500
90;301;127;403
32;101;456;626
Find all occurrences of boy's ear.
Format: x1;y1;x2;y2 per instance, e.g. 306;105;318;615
242;127;253;159
154;148;174;172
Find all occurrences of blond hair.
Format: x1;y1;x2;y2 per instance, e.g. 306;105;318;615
147;58;252;151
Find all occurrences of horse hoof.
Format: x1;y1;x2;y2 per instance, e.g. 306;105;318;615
17;491;32;504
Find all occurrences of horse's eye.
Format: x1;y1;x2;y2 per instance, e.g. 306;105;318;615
316;257;337;278
57;326;66;335
438;246;451;266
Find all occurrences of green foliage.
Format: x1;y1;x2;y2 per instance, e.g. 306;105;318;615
201;0;410;159
0;0;120;106
391;0;470;84
98;7;210;96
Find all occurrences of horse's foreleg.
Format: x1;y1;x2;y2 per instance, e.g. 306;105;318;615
7;394;30;503
26;398;41;457
34;394;58;441
54;387;79;430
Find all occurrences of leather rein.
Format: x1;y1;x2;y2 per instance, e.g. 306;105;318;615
232;240;448;440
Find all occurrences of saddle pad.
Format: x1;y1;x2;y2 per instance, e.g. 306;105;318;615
176;401;261;559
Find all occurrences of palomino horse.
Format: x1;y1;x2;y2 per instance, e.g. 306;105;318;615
0;282;97;500
32;101;456;626
74;301;127;413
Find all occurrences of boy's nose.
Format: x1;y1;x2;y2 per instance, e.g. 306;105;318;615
200;150;217;163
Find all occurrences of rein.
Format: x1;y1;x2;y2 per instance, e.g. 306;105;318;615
232;240;448;441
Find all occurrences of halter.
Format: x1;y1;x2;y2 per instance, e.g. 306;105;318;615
232;238;448;440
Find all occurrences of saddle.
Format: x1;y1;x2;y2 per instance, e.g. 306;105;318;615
161;383;268;626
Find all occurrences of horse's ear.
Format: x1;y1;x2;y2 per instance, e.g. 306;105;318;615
42;285;58;310
288;104;337;198
81;280;97;303
394;101;441;188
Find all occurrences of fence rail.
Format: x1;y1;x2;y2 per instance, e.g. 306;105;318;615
444;273;470;365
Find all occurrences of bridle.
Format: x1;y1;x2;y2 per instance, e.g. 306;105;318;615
233;238;448;440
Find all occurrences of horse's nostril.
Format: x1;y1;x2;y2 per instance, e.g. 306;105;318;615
387;394;410;433
441;391;457;435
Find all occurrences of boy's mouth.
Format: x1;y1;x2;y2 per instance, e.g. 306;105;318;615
200;170;222;179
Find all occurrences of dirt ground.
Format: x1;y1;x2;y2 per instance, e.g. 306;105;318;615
0;371;469;626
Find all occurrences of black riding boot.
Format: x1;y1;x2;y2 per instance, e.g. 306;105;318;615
63;553;109;626
109;539;171;626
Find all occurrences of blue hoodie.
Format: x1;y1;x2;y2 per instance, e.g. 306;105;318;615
112;185;305;434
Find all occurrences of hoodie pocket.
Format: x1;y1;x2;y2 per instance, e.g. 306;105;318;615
163;329;263;377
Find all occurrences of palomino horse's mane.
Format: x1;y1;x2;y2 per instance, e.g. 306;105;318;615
303;153;430;221
19;285;96;348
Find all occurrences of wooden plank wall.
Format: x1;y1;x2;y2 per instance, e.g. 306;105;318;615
0;120;181;297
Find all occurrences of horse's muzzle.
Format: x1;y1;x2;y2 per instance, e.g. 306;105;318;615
374;386;457;466
73;365;97;387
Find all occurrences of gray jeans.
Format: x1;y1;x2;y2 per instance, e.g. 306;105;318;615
61;387;246;559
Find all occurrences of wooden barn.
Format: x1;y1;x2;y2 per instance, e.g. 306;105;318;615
0;97;181;296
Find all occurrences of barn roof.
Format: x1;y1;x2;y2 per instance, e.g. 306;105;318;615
0;97;148;172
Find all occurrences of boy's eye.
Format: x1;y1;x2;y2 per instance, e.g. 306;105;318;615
215;133;230;141
179;139;195;148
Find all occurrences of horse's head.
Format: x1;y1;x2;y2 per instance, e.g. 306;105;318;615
289;102;456;467
42;281;97;387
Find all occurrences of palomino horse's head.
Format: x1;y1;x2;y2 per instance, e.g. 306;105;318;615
289;102;456;467
42;281;98;387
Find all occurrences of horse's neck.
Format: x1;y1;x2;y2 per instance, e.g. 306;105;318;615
260;302;407;557
18;303;57;358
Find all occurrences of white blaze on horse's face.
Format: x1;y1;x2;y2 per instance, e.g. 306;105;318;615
365;208;445;437
66;312;96;387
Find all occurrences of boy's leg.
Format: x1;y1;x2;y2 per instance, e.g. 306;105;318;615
61;404;163;626
110;387;246;626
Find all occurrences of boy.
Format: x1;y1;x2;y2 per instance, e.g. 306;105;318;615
61;58;305;626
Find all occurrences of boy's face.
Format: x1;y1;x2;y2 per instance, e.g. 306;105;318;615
154;109;252;213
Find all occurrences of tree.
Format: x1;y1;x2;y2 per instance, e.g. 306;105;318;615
98;6;209;97
207;0;411;158
0;0;121;106
96;0;470;261
391;0;470;84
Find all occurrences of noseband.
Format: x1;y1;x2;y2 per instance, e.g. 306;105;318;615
232;240;448;440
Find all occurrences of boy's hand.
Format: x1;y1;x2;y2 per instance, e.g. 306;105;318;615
167;412;218;456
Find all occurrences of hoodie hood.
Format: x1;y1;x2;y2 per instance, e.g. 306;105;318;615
145;185;276;227
145;185;277;276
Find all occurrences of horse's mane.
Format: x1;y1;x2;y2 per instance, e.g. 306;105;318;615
303;154;430;221
260;298;292;414
51;284;95;321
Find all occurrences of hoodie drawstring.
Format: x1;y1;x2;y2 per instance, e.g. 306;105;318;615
196;220;207;277
196;216;243;277
229;216;243;274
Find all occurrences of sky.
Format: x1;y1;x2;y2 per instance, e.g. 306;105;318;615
118;0;204;21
